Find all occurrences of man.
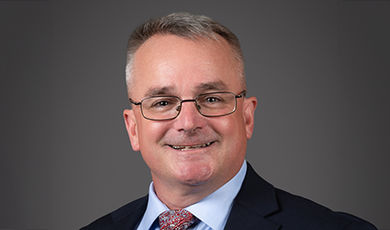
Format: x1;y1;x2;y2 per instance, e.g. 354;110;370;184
82;12;377;230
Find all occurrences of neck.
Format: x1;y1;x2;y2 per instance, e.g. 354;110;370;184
151;166;243;210
152;178;220;210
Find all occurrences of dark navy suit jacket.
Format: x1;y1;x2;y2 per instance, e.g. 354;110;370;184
81;163;377;229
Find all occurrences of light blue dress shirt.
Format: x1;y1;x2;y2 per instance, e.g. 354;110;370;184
136;160;247;230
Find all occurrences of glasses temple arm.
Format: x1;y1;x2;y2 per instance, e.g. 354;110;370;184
129;98;141;105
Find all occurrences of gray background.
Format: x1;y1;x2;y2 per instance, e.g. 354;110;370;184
1;0;389;229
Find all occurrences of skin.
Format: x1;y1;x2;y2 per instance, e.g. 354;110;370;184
123;34;257;209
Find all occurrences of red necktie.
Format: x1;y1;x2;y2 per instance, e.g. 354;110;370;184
158;209;196;230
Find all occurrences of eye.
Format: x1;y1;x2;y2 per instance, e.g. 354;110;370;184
151;100;171;107
144;97;179;111
205;96;222;103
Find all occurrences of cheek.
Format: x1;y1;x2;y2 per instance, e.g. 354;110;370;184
214;114;245;137
137;120;169;147
214;114;247;154
137;121;170;170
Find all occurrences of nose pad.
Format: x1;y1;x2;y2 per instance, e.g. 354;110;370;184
176;100;201;115
196;103;201;111
174;100;205;131
178;101;201;115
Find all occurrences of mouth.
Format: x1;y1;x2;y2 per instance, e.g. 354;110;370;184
167;141;216;151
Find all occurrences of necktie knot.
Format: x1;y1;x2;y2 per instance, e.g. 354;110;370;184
158;209;196;230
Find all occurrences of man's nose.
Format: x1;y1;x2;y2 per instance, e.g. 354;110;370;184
173;100;205;132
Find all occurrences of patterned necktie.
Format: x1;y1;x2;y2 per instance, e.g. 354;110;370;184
158;209;197;230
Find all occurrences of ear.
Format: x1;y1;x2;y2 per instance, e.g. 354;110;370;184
242;96;257;139
123;109;140;151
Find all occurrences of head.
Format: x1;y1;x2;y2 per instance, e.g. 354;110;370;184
123;13;257;195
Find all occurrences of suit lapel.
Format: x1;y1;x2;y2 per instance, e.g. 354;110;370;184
111;195;148;229
224;202;280;230
225;163;281;230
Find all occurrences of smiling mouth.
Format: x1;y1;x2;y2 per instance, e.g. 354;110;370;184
168;141;216;151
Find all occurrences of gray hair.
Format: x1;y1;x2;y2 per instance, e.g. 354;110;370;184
125;12;245;93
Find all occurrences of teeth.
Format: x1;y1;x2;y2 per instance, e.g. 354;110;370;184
169;142;214;150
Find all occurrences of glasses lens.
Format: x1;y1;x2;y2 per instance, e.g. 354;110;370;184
139;92;239;120
141;96;180;120
196;92;236;116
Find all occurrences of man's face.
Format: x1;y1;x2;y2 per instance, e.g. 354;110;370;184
124;34;257;190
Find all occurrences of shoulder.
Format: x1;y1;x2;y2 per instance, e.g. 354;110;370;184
272;188;377;230
80;196;148;230
235;163;377;230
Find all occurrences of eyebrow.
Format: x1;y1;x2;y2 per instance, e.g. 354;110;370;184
194;81;228;92
143;86;175;97
143;81;228;98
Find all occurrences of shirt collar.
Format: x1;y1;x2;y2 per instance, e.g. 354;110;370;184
137;160;247;230
136;182;169;230
186;161;247;229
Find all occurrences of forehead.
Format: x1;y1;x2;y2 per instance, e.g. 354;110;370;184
131;34;242;98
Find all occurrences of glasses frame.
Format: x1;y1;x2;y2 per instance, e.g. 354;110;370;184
129;90;247;121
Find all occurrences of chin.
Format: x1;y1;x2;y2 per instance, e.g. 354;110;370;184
174;162;214;186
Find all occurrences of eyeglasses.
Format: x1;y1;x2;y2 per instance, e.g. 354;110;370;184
129;90;246;121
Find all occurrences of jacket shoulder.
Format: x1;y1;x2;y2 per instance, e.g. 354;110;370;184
236;163;377;230
80;196;147;230
272;188;377;230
